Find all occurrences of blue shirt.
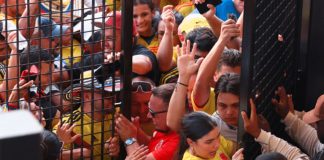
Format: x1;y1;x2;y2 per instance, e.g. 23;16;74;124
216;0;240;21
190;0;240;21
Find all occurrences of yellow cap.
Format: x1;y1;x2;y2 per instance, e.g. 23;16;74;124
179;14;210;34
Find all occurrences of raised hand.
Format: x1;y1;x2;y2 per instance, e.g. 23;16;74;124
177;40;204;81
161;5;175;32
8;79;34;104
271;86;290;118
115;114;138;141
241;99;261;138
218;19;240;44
56;121;81;145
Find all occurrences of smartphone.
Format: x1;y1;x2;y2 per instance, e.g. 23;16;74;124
195;0;222;14
20;65;39;81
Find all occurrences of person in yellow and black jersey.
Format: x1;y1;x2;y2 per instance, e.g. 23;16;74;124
53;70;121;159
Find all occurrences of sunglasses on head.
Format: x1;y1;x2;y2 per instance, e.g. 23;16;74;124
131;81;153;93
148;107;167;117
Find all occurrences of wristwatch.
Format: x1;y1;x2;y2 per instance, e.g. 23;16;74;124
124;137;137;146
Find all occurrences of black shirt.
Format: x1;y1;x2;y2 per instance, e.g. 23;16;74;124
132;45;160;85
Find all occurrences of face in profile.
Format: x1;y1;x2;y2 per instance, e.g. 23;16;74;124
147;95;168;132
131;91;152;123
188;127;221;159
216;92;240;127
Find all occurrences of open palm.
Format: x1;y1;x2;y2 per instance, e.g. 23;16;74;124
177;40;203;78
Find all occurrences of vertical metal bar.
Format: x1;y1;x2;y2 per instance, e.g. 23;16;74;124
238;0;255;149
80;0;85;158
294;0;310;109
121;0;133;119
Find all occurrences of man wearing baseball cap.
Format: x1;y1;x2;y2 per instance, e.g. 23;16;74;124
53;70;121;159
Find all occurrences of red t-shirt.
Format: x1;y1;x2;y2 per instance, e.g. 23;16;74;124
148;131;180;160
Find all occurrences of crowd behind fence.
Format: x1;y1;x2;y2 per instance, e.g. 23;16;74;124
0;0;121;159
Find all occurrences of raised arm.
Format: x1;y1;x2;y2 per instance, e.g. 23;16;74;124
156;5;177;72
167;41;203;132
0;32;20;101
19;0;40;39
272;87;324;157
195;2;223;38
195;0;242;50
242;99;310;160
192;19;240;107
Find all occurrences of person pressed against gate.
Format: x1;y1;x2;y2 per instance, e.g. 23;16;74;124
131;77;155;124
216;92;239;127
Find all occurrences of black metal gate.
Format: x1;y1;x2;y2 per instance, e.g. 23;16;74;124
239;0;300;159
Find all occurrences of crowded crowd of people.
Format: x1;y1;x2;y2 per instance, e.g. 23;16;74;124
0;0;323;159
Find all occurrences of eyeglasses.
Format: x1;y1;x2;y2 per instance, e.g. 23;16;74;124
132;81;153;93
148;107;167;117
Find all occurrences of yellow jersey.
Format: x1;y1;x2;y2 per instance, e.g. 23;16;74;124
182;136;234;160
53;108;113;160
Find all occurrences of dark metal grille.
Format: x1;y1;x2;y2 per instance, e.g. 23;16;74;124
240;0;299;159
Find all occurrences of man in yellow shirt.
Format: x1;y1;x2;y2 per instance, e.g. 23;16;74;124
54;70;121;159
192;20;241;144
